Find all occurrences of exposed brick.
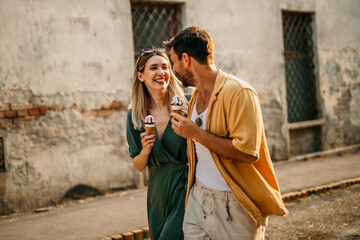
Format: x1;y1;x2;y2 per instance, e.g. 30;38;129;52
82;111;97;118
17;109;29;117
0;118;12;125
1;103;11;111
48;105;65;111
97;109;114;118
26;104;34;109
110;101;126;110
0;111;4;119
13;116;35;124
100;101;127;110
71;106;84;112
11;105;25;110
92;105;102;111
28;108;40;116
110;101;120;108
101;103;112;110
5;110;17;118
39;107;48;115
28;95;37;103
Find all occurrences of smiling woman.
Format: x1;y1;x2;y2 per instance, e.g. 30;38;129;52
137;55;170;92
130;48;187;130
126;48;189;240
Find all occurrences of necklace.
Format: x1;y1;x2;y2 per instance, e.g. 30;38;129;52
194;95;207;128
195;115;203;127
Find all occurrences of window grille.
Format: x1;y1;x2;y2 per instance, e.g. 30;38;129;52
131;2;183;58
0;137;5;172
282;11;319;123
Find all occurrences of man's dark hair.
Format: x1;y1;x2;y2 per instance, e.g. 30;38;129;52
163;26;214;65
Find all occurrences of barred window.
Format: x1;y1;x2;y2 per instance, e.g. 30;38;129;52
131;1;183;58
282;11;319;123
0;137;5;172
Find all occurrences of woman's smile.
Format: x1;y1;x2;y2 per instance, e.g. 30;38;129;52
154;78;166;84
138;55;170;91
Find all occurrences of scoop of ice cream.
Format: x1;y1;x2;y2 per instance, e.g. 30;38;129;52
171;95;183;106
144;115;155;125
171;95;183;107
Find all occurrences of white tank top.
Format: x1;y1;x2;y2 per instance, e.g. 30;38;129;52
191;96;231;192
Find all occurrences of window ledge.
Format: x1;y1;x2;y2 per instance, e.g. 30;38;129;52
288;119;325;130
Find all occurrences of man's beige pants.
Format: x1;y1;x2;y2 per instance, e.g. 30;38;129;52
183;181;267;240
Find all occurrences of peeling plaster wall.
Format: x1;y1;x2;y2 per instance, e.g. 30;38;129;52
185;0;360;159
315;0;360;149
320;48;360;148
184;0;298;160
0;0;135;214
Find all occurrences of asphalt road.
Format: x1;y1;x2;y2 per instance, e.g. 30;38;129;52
0;189;148;240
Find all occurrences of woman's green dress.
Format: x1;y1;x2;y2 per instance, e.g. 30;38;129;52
126;110;188;240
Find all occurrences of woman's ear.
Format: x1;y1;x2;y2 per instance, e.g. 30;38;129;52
137;72;144;82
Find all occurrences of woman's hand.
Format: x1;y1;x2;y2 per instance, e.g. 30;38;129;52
132;132;156;172
140;132;156;155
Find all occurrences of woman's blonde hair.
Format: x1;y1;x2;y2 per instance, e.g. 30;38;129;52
131;48;188;130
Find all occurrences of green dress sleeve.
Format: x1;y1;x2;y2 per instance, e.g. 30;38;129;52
126;109;143;158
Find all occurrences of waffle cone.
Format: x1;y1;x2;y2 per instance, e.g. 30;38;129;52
171;109;182;115
145;126;155;134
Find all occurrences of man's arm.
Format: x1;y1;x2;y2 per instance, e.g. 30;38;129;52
170;112;257;163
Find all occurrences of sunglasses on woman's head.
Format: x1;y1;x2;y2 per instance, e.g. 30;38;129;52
139;48;166;56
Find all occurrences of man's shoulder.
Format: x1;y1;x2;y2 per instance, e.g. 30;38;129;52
221;71;257;94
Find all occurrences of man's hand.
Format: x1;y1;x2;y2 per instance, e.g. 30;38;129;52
171;112;257;163
170;112;201;139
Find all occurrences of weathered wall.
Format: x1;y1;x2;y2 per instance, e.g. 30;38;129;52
316;0;360;149
0;0;136;214
184;0;310;160
184;0;360;159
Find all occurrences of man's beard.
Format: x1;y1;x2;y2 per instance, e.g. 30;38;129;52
177;69;195;87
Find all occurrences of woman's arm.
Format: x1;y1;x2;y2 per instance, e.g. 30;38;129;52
132;132;155;172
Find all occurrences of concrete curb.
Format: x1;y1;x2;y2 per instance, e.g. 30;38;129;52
101;177;360;240
281;177;360;202
101;227;150;240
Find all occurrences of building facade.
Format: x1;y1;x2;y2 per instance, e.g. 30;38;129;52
1;0;359;214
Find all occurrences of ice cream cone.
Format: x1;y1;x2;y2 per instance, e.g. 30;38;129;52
144;115;155;134
144;124;155;134
171;105;182;115
171;95;183;116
